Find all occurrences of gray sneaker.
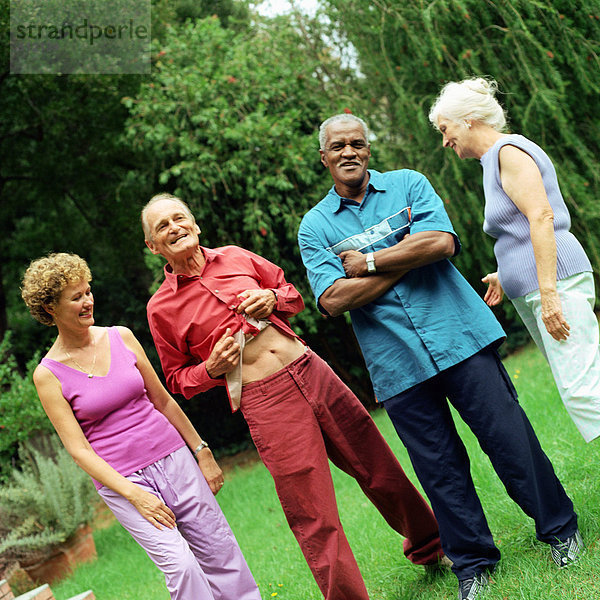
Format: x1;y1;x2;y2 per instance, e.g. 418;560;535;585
550;529;584;568
458;571;489;600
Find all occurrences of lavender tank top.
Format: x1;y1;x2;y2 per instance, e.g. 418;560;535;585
41;327;185;489
481;134;591;299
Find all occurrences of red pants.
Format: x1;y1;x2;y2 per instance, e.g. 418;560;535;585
241;349;442;600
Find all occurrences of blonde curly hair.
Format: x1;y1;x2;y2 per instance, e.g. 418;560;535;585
21;253;92;326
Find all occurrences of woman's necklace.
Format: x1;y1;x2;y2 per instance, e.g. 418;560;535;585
61;333;97;378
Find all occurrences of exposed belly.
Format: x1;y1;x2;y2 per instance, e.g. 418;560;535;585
242;325;306;384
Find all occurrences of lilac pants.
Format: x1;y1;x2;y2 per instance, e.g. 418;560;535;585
98;446;260;600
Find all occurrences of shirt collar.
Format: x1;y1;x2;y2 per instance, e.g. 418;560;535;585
324;169;387;213
163;246;224;291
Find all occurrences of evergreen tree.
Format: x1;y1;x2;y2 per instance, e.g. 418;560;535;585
125;13;379;413
322;0;600;343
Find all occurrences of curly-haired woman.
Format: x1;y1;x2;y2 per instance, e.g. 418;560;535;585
22;252;260;600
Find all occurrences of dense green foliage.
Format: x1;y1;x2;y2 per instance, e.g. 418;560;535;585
124;12;375;398
0;9;150;361
1;0;598;455
321;0;600;341
0;334;54;482
0;436;98;560
125;15;341;319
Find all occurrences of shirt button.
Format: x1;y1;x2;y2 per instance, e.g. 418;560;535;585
215;289;219;293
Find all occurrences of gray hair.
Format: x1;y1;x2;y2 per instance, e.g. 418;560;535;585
428;77;507;132
141;193;196;241
319;113;370;151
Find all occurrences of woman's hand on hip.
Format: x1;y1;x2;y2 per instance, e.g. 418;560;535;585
129;486;176;530
541;289;570;341
481;272;504;306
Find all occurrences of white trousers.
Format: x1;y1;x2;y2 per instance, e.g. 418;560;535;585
512;271;600;442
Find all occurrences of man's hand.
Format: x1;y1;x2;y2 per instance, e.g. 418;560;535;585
236;289;277;318
205;328;241;378
340;250;368;278
196;448;225;495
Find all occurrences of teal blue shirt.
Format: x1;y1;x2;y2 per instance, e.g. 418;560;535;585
298;169;505;400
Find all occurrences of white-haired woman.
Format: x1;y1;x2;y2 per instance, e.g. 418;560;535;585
429;77;600;444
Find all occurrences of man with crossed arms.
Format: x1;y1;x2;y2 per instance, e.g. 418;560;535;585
297;113;581;600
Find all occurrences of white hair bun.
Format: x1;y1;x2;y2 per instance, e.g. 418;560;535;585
428;76;507;132
465;77;498;97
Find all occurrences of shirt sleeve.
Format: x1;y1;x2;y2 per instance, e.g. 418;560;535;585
405;170;461;256
297;215;348;315
147;303;226;399
246;251;306;318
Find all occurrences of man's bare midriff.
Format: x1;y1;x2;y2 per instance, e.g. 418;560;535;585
242;325;306;384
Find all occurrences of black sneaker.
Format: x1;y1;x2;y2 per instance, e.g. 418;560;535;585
458;571;489;600
550;529;584;568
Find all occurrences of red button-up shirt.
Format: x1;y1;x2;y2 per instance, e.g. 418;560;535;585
147;245;305;402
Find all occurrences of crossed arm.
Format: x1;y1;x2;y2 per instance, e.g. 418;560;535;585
319;230;456;317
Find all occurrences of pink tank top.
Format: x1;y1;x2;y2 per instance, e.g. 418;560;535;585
41;327;186;489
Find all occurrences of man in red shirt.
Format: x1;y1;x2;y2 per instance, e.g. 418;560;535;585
142;193;447;600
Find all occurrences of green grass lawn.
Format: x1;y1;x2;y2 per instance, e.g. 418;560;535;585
52;343;600;599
